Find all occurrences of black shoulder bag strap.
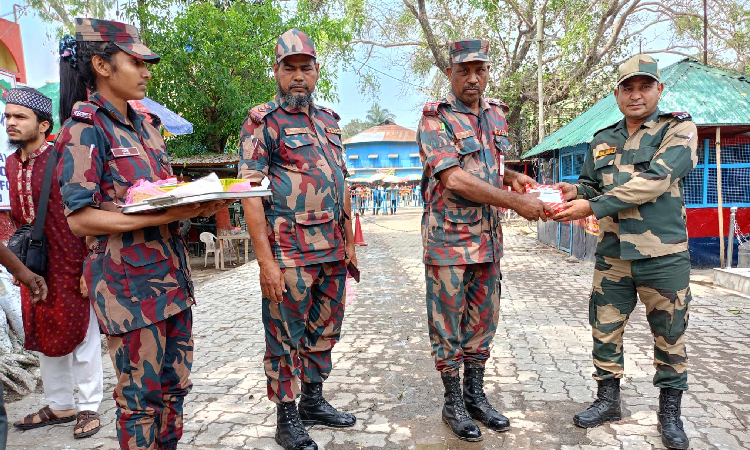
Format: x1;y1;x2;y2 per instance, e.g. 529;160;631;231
30;146;58;247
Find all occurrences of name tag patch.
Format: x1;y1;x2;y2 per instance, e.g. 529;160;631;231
112;147;140;158
596;147;616;158
284;127;309;136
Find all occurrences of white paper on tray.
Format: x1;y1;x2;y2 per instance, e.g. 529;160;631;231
167;173;223;198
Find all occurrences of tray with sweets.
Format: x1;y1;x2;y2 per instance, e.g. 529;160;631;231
119;173;271;214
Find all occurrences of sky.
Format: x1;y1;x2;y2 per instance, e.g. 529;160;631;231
10;6;685;133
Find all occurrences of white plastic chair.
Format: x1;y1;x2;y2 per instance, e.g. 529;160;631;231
200;232;221;268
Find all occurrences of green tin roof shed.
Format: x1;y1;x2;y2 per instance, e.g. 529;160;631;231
522;59;750;159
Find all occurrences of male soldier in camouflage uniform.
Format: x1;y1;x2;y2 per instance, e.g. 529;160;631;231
418;39;552;442
239;29;356;450
554;55;698;450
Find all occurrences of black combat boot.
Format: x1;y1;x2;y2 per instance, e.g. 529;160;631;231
463;365;510;432
275;401;317;450
298;382;356;428
658;388;689;449
573;378;622;428
441;373;482;441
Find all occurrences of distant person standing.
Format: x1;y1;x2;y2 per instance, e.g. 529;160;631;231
389;185;398;214
372;185;382;215
4;87;104;439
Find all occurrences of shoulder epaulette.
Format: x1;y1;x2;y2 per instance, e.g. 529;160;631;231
662;111;692;122
249;102;277;123
70;101;99;125
423;100;447;116
486;97;510;113
319;106;341;121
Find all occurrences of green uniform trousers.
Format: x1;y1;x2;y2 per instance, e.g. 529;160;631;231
589;251;691;390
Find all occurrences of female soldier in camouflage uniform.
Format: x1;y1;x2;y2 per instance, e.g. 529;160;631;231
56;18;227;450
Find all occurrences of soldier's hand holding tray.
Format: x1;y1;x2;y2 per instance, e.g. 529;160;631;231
198;199;236;218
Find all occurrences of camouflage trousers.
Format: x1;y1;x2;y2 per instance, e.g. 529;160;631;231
263;261;347;403
425;262;501;375
590;252;691;390
107;309;193;450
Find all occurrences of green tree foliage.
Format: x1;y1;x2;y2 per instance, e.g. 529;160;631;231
144;0;352;156
146;1;281;155
342;118;372;140
341;103;396;140
335;0;727;156
26;0;116;39
665;0;750;74
365;103;396;124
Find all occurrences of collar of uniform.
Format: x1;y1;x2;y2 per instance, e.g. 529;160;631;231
88;91;144;131
446;91;490;116
276;93;314;116
615;107;662;133
641;108;662;128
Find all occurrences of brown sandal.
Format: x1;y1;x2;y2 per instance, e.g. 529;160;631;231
13;405;76;430
74;410;101;439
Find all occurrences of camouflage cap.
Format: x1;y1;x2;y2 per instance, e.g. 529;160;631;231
275;29;317;64
449;39;490;64
617;54;660;85
74;18;159;63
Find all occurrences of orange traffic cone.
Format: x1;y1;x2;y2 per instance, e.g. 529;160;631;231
354;213;367;246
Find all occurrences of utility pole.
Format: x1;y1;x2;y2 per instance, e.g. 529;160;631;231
536;7;544;143
703;0;708;64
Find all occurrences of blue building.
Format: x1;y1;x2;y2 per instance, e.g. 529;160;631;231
344;120;422;181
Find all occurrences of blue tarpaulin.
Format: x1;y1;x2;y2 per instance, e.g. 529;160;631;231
132;97;193;135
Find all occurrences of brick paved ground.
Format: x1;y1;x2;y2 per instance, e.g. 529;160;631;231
6;208;750;449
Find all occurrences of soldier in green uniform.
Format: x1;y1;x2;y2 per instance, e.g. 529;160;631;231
554;55;698;450
418;39;552;442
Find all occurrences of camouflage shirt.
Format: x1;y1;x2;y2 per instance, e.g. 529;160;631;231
238;96;348;268
57;91;194;335
417;92;511;266
576;108;699;260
